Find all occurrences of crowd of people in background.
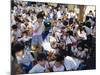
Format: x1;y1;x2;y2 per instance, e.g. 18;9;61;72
11;0;96;74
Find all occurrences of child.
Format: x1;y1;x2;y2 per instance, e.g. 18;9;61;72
64;55;82;70
49;54;65;72
11;24;22;39
29;53;49;73
14;42;34;73
31;11;45;52
18;31;32;50
76;46;88;59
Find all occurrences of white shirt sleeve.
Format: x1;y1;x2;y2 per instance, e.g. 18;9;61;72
32;24;38;31
26;51;34;61
29;67;36;73
29;64;45;73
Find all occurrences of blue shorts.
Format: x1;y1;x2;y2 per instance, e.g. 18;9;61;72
20;62;33;73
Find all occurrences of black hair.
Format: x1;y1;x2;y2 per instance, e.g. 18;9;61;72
11;24;17;30
58;19;61;21
67;30;73;36
69;18;74;25
55;54;64;62
93;17;96;22
85;21;91;28
14;15;23;23
37;53;47;61
89;10;92;13
37;11;45;19
12;42;24;54
22;31;28;35
77;42;83;48
85;16;90;21
58;49;68;57
63;20;68;26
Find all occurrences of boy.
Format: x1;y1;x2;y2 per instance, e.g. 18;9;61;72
14;42;34;73
11;24;22;39
49;54;65;72
29;53;49;73
31;11;45;52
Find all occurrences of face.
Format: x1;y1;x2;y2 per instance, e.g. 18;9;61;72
39;60;46;67
78;47;82;51
55;61;62;68
16;50;24;57
84;48;88;51
11;36;16;43
23;33;27;37
37;18;43;24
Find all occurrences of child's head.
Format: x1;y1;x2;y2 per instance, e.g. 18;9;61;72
11;24;17;31
58;19;62;23
14;42;24;57
89;10;93;14
77;45;83;51
77;42;84;51
37;11;45;23
66;30;73;36
22;31;28;37
37;53;47;66
84;47;88;52
55;54;64;67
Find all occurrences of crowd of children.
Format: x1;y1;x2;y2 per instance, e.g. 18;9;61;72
11;0;96;74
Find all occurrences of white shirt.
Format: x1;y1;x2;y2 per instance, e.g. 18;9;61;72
49;61;64;72
77;30;87;40
77;51;86;58
71;47;78;55
70;12;76;18
11;29;22;38
32;22;44;36
52;26;59;33
66;36;76;45
29;63;49;73
84;26;92;35
64;56;81;70
66;36;72;45
53;65;64;72
50;12;53;19
57;11;62;19
16;50;34;66
20;23;26;32
42;41;57;53
73;24;78;33
57;22;65;28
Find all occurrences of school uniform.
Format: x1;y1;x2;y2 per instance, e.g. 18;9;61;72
57;11;62;20
77;30;87;40
49;61;65;72
64;56;81;70
11;29;22;39
16;50;34;73
29;62;49;73
32;22;44;45
29;64;46;73
84;26;92;35
53;65;65;72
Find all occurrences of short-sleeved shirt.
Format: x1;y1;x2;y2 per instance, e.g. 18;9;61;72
64;56;81;70
29;64;46;73
16;50;34;66
32;22;44;36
